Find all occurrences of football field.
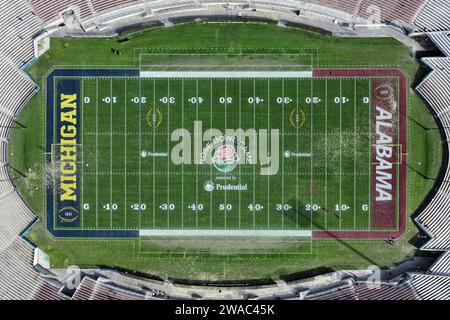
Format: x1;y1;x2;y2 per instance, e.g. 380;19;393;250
46;68;406;239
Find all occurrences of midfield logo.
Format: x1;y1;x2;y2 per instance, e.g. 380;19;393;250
212;145;240;173
171;121;280;175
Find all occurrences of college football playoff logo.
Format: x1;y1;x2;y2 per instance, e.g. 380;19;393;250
212;145;240;173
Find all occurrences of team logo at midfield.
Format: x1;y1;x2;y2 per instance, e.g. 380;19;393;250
212;145;240;173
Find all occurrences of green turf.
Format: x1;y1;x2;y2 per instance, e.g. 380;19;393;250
54;76;376;232
9;23;442;280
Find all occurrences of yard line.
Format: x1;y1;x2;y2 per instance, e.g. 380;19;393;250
310;78;313;231
253;78;256;229
267;79;270;229
354;78;357;229
124;79;127;228
181;79;184;229
296;78;299;228
153;79;156;228
281;78;285;229
224;78;227;228
167;78;170;229
324;78;328;230
195;78;199;229
339;78;342;229
110;78;113;228
138;78;142;229
209;79;213;229
95;78;99;228
368;78;372;231
81;78;84;229
238;78;242;229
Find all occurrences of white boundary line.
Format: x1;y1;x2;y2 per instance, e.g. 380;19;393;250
140;71;313;78
139;229;312;237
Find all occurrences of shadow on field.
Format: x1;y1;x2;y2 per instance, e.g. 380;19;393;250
283;198;383;267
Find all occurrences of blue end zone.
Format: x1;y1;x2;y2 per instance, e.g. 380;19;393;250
45;68;140;238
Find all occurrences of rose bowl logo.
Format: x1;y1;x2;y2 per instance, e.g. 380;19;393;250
212;144;240;173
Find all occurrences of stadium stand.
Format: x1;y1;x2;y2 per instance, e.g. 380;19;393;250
413;0;450;32
427;32;450;56
25;0;428;30
0;0;41;67
428;251;450;276
71;276;146;300
409;274;450;299
0;0;449;300
29;0;93;24
0;239;64;299
415;58;450;251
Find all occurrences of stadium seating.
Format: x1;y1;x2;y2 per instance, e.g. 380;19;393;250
414;57;450;251
414;0;450;32
0;239;64;299
71;276;146;300
29;0;93;23
0;0;41;67
409;274;450;299
0;0;449;300
428;32;450;56
428;251;450;276
25;0;427;28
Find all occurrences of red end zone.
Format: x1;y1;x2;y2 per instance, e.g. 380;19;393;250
312;69;407;240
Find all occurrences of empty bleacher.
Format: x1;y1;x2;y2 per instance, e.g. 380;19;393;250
414;0;450;32
0;0;41;67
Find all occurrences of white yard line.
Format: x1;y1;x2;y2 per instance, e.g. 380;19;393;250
124;79;127;228
267;79;270;229
324;78;328;230
238;78;242;229
181;79;184;229
281;78;285;229
296;78;299;228
138;78;142;229
339;78;343;230
153;79;156;228
253;78;256;229
354;79;357;229
195;78;199;229
368;79;372;231
110;79;113;228
167;79;171;228
209;79;213;228
224;78;227;228
310;78;313;231
81;78;84;229
95;78;99;228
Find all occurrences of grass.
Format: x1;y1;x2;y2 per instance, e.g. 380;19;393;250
8;23;442;280
55;76;375;232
